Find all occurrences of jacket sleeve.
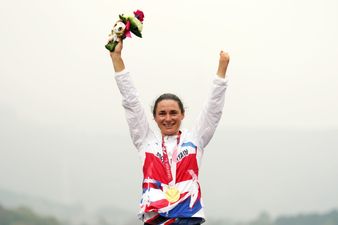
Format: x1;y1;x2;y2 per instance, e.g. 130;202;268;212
114;70;150;150
193;76;228;149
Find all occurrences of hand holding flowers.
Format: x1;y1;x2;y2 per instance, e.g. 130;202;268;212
105;10;144;52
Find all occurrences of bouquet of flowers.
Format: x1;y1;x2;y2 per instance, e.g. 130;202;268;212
105;10;144;52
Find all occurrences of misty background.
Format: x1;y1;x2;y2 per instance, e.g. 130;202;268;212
0;0;338;224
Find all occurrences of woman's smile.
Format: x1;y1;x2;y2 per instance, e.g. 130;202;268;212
154;99;185;136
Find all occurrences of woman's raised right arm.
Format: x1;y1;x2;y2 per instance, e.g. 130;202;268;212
110;40;150;150
110;39;125;72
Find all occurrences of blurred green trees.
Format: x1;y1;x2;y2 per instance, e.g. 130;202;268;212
1;203;338;225
0;205;61;225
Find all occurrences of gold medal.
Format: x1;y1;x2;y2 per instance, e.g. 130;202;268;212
165;186;180;203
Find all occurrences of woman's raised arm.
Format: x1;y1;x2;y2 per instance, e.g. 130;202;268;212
110;39;150;150
217;51;230;79
110;39;125;73
193;51;230;149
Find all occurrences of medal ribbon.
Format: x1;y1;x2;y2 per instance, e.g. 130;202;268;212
161;131;181;185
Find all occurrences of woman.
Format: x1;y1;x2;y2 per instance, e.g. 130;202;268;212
110;39;230;225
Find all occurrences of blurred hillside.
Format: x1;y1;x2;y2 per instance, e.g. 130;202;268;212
0;205;62;225
0;189;136;225
1;189;338;225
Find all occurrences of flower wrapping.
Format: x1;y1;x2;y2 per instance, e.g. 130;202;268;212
105;10;144;52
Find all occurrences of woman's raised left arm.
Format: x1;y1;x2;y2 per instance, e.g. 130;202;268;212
193;51;230;149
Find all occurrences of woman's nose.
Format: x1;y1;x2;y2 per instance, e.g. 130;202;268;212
164;114;171;121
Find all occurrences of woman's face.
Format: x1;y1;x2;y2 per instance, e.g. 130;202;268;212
154;99;184;136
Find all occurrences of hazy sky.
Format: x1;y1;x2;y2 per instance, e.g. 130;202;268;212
0;0;338;221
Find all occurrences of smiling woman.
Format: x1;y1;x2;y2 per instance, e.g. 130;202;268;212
109;38;230;225
153;96;185;136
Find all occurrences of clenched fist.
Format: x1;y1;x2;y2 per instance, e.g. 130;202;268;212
217;51;230;79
